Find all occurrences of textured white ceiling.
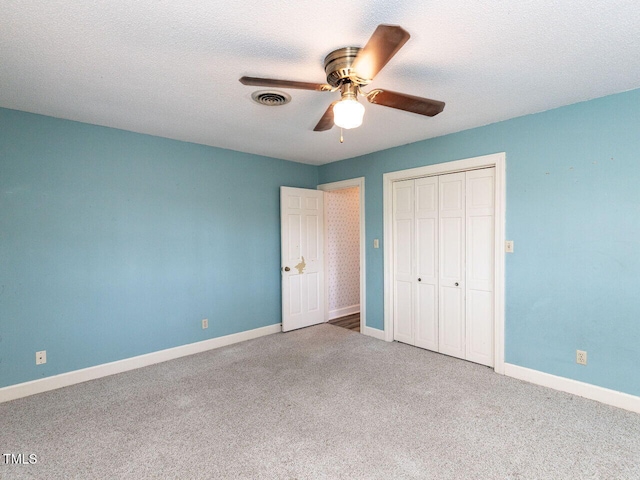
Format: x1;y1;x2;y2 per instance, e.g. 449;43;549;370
1;1;639;165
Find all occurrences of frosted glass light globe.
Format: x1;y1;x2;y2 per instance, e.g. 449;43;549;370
333;98;365;129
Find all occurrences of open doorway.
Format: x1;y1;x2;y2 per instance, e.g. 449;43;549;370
318;178;365;333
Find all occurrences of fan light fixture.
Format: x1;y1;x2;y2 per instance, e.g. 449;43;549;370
333;98;365;129
239;24;446;136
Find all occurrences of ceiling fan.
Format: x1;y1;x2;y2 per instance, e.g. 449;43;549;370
239;25;445;132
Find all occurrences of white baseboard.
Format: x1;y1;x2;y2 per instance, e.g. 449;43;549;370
363;326;386;341
504;363;640;414
0;323;282;404
328;304;360;321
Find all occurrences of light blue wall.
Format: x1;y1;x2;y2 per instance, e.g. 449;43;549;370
0;108;318;388
3;89;640;399
319;88;640;397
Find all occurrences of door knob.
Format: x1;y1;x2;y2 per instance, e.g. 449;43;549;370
418;278;422;282
284;266;290;272
454;282;459;286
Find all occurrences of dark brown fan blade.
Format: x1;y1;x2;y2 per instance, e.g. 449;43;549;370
352;25;410;82
240;76;332;91
314;102;337;131
366;89;445;117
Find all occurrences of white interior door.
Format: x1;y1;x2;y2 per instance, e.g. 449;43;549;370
281;187;325;332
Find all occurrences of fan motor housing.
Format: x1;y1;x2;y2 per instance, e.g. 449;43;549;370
324;47;362;87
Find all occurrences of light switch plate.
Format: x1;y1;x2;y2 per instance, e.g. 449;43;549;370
505;240;514;253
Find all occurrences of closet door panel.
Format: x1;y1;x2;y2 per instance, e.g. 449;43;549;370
396;218;413;278
467;216;493;291
438;173;465;360
465;168;495;366
466;289;493;366
415;177;439;350
395;279;414;343
440;285;464;355
440;217;463;281
393;180;415;345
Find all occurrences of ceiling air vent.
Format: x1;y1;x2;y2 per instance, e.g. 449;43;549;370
251;90;291;106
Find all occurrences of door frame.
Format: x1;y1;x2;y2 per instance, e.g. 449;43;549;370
317;177;366;334
383;153;506;374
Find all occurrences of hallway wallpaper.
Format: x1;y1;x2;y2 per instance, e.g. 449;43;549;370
326;187;360;317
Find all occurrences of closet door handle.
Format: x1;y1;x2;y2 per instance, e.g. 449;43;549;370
454;282;459;286
418;278;422;282
284;266;290;272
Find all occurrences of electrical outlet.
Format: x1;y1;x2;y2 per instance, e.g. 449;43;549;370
202;319;208;329
576;350;587;366
36;350;46;365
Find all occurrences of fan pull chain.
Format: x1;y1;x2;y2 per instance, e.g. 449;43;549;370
340;128;344;143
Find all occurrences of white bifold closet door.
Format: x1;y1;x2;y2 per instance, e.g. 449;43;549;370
392;168;495;367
